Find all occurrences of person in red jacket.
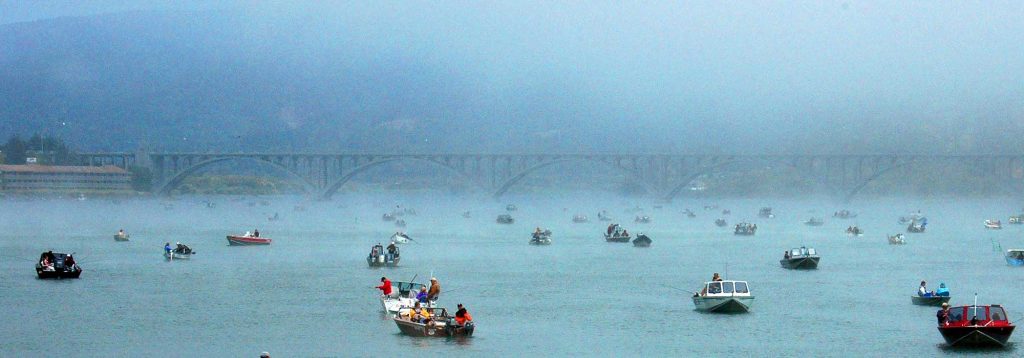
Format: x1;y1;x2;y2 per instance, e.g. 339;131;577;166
376;277;392;296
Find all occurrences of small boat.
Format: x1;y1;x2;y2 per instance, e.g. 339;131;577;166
382;213;396;222
632;233;652;247
506;204;517;211
938;304;1015;347
572;215;589;223
380;281;435;314
395;219;407;228
758;207;775;219
367;243;400;267
496;214;514;224
597;210;612;221
391;232;412;244
846;226;863;236
1005;249;1024;266
715;219;727;227
912;295;951;306
634;215;651;224
604;224;631;242
692;280;754;313
114;231;130;242
984;220;1002;230
226;234;272;246
907;219;926;233
833;210;857;219
734;223;756;236
780;246;819;269
1009;215;1023;225
164;243;195;260
35;251;82;279
530;229;552;245
899;212;925;225
393;307;475;337
804;217;824;226
888;234;906;245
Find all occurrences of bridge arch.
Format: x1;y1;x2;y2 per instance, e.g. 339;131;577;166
319;157;484;199
156;157;316;195
662;156;837;201
492;158;657;198
842;157;1023;202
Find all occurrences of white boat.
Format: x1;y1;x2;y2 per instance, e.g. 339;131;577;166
984;220;1002;230
530;229;552;245
380;281;436;314
390;232;411;244
888;234;906;245
692;280;754;313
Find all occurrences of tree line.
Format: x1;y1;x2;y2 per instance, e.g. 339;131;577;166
1;134;79;165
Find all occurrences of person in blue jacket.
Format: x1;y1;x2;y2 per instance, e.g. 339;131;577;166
935;283;950;297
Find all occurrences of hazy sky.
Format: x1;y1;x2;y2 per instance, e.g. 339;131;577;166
2;1;1023;153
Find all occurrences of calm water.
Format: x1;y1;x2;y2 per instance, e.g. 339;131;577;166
1;192;1023;356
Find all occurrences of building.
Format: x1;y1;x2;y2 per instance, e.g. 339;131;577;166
0;164;133;193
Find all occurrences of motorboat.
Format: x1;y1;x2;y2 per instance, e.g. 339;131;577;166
572;215;589;223
1009;215;1023;225
496;214;515;224
632;233;652;247
1005;249;1024;266
634;215;651;224
912;295;951;306
604;224;631;242
227;234;271;245
984;220;1002;230
380;281;435;314
164;243;194;260
393;307;475;337
35;251;82;279
780;247;819;269
530;229;552;245
833;210;857;219
391;232;412;244
888;234;906;245
367;243;400;267
907;219;926;233
715;219;727;227
938;304;1015;347
899;212;926;225
395;219;407;228
758;207;774;219
114;231;130;242
804;217;824;226
734;223;756;236
382;213;396;222
506;204;517;211
692;280;754;313
722;209;731;215
846;226;863;236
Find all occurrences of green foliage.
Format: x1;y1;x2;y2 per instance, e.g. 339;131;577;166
1;134;78;165
173;175;303;195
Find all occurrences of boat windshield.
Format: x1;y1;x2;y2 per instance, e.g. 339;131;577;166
969;306;987;321
734;282;749;294
806;248;816;256
708;282;722;294
395;282;425;295
991;306;1007;321
948;307;965;322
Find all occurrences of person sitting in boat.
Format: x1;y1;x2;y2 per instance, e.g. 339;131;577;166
533;227;543;239
937;302;950;326
783;250;791;260
65;254;75;269
118;229;125;237
427;278;441;302
622;230;630;238
455;303;473;326
376;277;393;297
416;287;429;303
918;281;934;297
253;229;260;237
409;302;431;323
936;283;949;297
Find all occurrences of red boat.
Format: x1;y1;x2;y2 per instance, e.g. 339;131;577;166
226;235;272;246
938;304;1015;347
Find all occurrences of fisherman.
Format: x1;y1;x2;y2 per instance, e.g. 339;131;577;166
409;302;431;323
376;277;393;297
253;229;260;237
455;303;473;326
918;281;933;297
118;229;125;237
936;283;950;297
65;254;75;269
712;273;722;281
783;250;790;260
417;287;429;303
427;277;441;302
937;303;950;326
164;242;172;254
607;224;615;235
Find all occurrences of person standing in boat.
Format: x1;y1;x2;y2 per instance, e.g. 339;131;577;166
936;283;950;297
455;303;473;326
164;242;172;254
376;277;393;297
783;250;790;260
427;278;441;302
253;229;260;237
416;287;429;303
386;242;397;261
937;303;950;326
918;281;933;297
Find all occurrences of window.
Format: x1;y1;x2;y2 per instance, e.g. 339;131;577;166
807;248;816;256
734;282;748;293
948;307;964;322
722;281;734;294
990;307;1006;321
969;306;987;321
708;282;722;294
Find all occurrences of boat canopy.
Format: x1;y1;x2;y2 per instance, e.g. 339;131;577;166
393;281;426;297
701;280;751;297
945;305;1009;326
789;247;816;257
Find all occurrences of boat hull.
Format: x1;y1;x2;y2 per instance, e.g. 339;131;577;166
692;296;754;313
36;267;82;279
605;236;630;243
529;239;552;245
393;318;474;337
911;295;951;306
1006;257;1024;266
939;326;1015;347
367;256;400;267
633;240;651;247
164;252;192;260
114;234;129;242
226;236;271;245
780;257;819;269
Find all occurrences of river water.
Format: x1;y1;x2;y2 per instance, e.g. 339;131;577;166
1;192;1022;356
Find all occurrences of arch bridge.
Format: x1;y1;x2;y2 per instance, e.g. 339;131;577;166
77;152;1024;202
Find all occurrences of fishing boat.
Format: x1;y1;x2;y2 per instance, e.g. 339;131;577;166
164;243;194;260
632;233;652;247
35;251;82;279
692;280;754;313
367;243;400;267
888;234;906;245
907;218;927;233
634;215;651;224
804;217;824;226
912;295;951;306
1005;249;1024;266
380;281;434;314
461;211;471;218
227;234;271;245
113;231;130;242
938;304;1015;347
530;229;552;245
1009;215;1023;225
833;210;857;219
395;219;407;228
846;226;863;236
715;218;727;227
604;224;630;242
572;215;589;223
391;232;411;244
758;207;775;219
780;247;819;269
496;214;514;224
984;220;1002;230
382;213;396;222
734;223;756;236
506;204;517;211
393;307;475;337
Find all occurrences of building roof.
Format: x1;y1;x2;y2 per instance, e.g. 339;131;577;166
0;164;129;174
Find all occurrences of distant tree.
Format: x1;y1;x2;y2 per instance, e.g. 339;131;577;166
1;135;28;164
128;166;153;192
4;133;77;165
